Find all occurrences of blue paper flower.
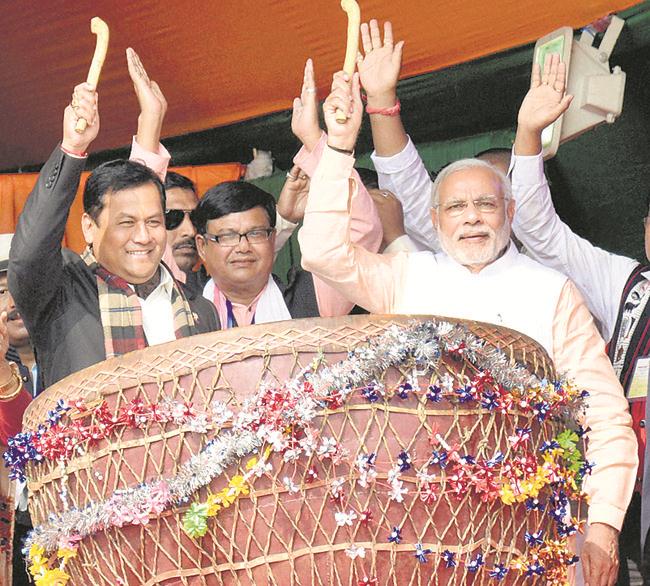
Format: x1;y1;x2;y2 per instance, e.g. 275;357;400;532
466;553;484;572
525;530;544;546
426;385;442;403
488;564;508;580
430;450;448;469
388;526;402;543
397;451;412;472
414;542;432;563
396;382;412;399
441;550;457;568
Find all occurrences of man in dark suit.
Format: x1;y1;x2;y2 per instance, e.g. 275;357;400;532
8;81;219;388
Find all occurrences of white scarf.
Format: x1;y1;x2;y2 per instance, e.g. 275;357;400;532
203;275;291;327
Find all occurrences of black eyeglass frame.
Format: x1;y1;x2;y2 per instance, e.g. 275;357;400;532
202;228;275;247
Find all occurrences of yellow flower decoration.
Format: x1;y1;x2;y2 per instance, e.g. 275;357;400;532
56;547;77;563
499;483;516;506
34;567;70;586
29;543;45;560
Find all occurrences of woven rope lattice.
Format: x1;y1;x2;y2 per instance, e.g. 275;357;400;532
24;316;557;585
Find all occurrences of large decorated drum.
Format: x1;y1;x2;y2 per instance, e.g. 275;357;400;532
10;316;587;585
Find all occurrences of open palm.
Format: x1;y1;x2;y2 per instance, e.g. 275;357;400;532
357;20;404;98
518;53;573;133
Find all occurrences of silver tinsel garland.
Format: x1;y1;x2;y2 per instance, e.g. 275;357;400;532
26;319;562;556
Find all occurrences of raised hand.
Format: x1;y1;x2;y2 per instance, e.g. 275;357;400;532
127;47;167;119
291;59;322;152
62;82;99;153
323;71;363;153
127;47;167;152
357;20;404;107
518;53;573;135
277;165;310;224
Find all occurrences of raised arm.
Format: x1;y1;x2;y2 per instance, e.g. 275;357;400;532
512;54;637;340
126;48;171;179
285;59;382;316
298;70;407;314
359;20;436;251
9;84;98;332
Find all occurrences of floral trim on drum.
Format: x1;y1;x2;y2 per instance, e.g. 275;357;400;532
12;320;589;586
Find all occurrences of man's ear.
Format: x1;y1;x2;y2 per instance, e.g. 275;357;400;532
195;234;207;262
81;212;96;246
506;198;515;223
430;207;438;228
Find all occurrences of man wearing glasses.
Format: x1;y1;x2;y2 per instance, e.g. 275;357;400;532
164;172;201;276
192;181;320;327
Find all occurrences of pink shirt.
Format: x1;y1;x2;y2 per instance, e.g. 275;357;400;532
299;146;638;531
294;133;382;317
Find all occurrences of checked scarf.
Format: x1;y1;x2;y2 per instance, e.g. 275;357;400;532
82;248;197;359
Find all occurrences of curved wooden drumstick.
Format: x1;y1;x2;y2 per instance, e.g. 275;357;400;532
75;17;109;133
336;0;360;123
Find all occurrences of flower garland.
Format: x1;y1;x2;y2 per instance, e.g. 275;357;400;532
4;397;234;482
15;320;589;585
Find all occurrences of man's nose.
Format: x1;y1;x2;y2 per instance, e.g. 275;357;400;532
179;214;196;238
132;222;154;244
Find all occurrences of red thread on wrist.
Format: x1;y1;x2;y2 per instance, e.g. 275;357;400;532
60;145;88;158
366;99;401;116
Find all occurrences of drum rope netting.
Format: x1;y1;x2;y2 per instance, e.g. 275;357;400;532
9;316;587;585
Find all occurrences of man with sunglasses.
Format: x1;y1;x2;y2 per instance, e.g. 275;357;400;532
164;172;200;273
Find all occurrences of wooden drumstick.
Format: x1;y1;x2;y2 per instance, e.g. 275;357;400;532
75;17;109;133
336;0;360;123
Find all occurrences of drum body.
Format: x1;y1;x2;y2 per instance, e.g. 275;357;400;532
23;315;560;585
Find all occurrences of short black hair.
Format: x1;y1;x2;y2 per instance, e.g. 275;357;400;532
164;171;197;195
355;167;379;191
191;181;276;235
83;159;165;223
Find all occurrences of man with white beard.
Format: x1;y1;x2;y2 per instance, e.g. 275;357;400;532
298;56;636;584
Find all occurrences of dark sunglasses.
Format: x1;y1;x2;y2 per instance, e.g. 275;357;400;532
165;209;193;230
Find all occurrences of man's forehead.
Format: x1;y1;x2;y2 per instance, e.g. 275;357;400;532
166;187;198;209
439;168;502;200
0;272;7;287
103;184;164;214
208;207;270;231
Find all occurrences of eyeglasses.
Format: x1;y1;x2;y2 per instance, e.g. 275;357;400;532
437;196;504;217
165;209;193;230
203;228;275;247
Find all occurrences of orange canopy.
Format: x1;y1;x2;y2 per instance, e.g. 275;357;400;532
0;163;245;252
0;0;639;171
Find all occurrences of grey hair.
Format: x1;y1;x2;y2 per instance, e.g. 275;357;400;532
430;158;512;208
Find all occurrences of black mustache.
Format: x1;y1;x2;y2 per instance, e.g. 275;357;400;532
7;309;21;321
173;239;196;250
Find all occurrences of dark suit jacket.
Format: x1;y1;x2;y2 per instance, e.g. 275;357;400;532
276;266;320;319
8;146;219;388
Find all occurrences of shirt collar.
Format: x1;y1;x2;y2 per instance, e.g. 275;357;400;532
128;265;174;299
